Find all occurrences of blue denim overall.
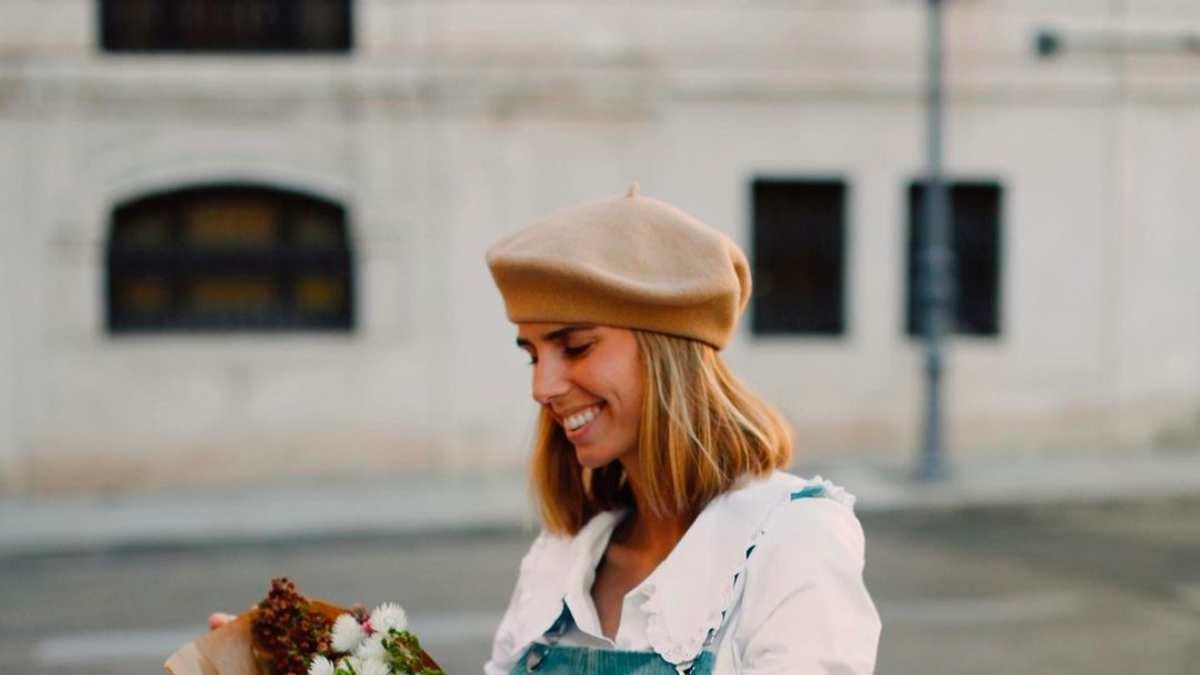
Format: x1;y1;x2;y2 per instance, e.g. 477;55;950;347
508;607;717;675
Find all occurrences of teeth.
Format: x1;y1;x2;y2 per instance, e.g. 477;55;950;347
565;405;601;431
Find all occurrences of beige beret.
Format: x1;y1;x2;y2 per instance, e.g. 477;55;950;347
485;183;751;349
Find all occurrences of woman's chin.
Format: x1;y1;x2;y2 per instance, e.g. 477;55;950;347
574;446;617;470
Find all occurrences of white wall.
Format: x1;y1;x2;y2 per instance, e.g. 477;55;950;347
1;0;1198;493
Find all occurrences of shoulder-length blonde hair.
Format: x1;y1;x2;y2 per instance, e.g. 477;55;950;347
530;329;793;535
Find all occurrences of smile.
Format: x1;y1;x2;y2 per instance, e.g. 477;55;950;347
563;403;604;433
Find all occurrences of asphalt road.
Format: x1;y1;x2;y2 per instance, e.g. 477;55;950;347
2;503;1199;675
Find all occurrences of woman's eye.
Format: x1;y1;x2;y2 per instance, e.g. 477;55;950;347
564;343;592;358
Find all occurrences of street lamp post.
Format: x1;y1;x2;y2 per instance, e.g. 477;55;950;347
917;0;953;481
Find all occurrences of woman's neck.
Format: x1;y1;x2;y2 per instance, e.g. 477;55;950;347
615;456;689;558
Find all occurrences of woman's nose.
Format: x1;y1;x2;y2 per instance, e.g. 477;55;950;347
531;358;570;404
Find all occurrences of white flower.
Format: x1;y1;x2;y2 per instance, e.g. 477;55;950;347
356;658;390;675
307;655;336;675
354;633;386;661
369;602;408;634
340;656;387;675
331;614;368;653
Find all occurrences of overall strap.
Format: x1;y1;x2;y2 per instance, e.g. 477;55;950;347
521;604;571;672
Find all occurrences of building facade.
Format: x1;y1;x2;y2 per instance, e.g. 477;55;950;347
2;0;1199;495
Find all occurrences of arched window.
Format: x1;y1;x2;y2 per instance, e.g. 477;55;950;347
106;185;355;333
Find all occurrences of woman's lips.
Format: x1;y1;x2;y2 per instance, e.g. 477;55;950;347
563;402;604;440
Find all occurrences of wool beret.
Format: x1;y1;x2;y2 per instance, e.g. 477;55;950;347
485;183;751;349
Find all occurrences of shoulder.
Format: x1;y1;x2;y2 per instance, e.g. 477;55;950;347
707;471;862;553
727;476;881;672
739;475;868;603
678;471;865;589
753;474;866;568
720;473;869;627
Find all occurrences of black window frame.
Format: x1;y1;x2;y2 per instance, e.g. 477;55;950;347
105;183;356;334
905;179;1004;338
98;0;354;54
749;176;850;337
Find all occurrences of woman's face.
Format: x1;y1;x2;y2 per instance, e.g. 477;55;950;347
516;322;644;469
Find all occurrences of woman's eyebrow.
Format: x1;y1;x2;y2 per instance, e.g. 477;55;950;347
514;324;595;348
542;324;594;341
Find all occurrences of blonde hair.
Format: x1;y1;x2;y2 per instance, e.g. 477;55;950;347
530;330;793;535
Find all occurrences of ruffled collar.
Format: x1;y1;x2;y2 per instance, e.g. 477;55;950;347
508;471;851;668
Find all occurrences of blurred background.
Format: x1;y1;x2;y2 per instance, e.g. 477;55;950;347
1;1;1199;674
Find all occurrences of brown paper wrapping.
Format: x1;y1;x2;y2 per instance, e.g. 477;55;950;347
163;614;259;675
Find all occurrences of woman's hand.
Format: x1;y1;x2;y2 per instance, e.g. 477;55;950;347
208;612;237;630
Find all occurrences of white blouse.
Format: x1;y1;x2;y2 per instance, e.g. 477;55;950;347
484;471;881;675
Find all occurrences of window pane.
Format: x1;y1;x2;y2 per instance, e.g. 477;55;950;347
112;210;172;250
906;181;1003;337
185;198;277;249
295;274;346;313
292;210;344;249
751;178;847;335
188;274;279;313
102;0;161;50
299;0;350;51
116;275;171;314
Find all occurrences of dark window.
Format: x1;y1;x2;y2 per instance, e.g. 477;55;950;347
751;178;847;335
106;185;355;333
906;180;1003;337
99;0;353;53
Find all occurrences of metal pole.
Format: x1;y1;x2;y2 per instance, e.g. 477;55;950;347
918;0;953;481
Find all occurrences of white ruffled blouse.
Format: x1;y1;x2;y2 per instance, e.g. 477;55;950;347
484;471;882;675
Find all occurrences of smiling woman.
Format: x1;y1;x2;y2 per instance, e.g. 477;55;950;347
517;323;645;476
483;184;881;675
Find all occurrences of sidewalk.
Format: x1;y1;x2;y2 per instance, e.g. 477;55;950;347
3;449;1200;557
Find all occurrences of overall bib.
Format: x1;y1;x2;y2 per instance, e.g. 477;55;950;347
508;608;717;675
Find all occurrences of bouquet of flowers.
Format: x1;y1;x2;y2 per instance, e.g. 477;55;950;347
164;578;444;675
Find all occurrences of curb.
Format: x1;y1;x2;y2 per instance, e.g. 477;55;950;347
4;452;1200;558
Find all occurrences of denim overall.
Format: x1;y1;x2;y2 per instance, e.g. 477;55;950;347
508;607;717;675
508;484;830;675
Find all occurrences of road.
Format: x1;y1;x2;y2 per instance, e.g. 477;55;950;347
3;503;1199;675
